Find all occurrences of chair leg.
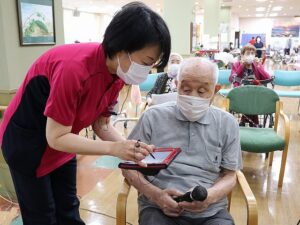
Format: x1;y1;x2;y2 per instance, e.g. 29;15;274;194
278;147;289;187
268;152;274;166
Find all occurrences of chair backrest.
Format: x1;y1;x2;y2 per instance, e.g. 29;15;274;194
227;86;279;115
139;72;165;92
273;70;300;86
218;69;231;85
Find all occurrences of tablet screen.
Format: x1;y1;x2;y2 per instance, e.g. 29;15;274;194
141;151;170;164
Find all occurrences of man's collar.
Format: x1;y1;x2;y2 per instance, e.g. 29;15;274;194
175;105;211;124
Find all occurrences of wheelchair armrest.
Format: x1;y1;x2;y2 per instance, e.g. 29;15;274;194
237;171;258;225
116;178;131;225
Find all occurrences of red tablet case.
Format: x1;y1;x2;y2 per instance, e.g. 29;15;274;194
118;148;181;171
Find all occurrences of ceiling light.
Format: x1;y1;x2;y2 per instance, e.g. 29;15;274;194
269;13;278;16
256;0;267;2
238;5;242;8
246;8;249;11
272;6;283;11
256;13;264;17
256;7;265;11
195;2;199;5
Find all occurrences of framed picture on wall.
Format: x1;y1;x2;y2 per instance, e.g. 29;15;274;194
16;0;56;46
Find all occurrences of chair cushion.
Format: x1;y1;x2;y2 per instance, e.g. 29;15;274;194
274;90;300;98
240;127;285;153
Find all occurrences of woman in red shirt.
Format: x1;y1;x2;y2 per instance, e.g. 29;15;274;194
0;2;170;225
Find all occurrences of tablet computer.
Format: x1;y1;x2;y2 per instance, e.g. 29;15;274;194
118;148;181;175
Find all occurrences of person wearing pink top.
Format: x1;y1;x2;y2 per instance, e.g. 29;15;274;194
0;2;170;225
229;44;270;87
229;44;271;126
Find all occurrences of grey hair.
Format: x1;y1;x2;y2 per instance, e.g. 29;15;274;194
169;52;183;62
177;57;219;85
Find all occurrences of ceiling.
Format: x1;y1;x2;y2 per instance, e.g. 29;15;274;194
62;0;300;18
220;0;300;18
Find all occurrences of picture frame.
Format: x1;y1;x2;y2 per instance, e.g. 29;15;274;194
16;0;56;46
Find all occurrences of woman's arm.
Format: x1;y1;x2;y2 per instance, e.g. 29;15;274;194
92;116;125;141
46;117;153;165
229;62;244;86
255;64;271;80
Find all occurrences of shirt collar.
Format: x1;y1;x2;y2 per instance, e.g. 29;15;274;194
175;105;211;125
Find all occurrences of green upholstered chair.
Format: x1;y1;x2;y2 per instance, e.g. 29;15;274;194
225;85;290;187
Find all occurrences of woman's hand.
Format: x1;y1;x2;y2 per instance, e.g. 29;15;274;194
112;140;154;167
153;188;184;217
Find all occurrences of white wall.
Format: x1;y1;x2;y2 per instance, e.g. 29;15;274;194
63;9;112;44
0;0;64;91
230;12;239;47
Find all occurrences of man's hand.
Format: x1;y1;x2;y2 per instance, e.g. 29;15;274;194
178;192;211;213
153;188;184;217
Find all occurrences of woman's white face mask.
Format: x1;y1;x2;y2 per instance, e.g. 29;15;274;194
167;64;180;79
117;53;152;85
176;94;211;121
244;55;255;64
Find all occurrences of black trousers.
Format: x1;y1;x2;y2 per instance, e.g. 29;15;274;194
9;157;85;225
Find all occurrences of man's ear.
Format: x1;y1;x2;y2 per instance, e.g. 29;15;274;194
214;84;221;94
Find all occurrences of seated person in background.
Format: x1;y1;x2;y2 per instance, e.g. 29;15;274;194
229;44;271;127
146;53;183;105
229;44;270;88
123;57;242;225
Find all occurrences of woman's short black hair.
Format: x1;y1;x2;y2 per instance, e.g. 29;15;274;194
102;1;171;68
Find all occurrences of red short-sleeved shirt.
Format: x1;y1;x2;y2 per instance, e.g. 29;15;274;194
0;43;124;177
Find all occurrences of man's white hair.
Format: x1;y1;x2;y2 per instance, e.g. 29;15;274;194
177;57;219;85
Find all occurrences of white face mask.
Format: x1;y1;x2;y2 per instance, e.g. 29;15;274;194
245;55;255;64
176;94;211;122
167;64;180;79
117;53;152;85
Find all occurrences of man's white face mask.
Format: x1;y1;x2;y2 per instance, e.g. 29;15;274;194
176;94;211;121
117;53;152;85
167;64;180;78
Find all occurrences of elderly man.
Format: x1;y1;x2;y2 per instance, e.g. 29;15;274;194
123;57;242;225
